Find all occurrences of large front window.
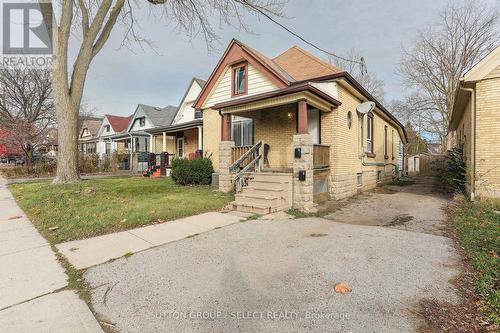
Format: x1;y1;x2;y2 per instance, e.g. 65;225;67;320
232;63;247;96
231;116;253;147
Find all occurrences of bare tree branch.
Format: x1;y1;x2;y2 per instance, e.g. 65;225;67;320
397;0;499;149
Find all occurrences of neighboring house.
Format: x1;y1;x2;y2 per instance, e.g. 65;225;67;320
449;45;500;198
95;114;131;155
38;128;59;157
79;118;103;154
194;39;407;213
146;78;205;161
0;127;23;159
112;104;177;154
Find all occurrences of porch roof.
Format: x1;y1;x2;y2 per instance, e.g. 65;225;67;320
212;83;341;114
111;131;149;140
145;119;202;135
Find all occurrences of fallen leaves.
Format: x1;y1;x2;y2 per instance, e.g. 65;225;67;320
334;283;352;294
7;215;22;220
48;226;59;231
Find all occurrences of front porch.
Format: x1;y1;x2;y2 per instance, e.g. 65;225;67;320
215;88;340;213
146;120;203;176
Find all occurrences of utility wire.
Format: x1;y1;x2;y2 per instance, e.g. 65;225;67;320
237;0;368;75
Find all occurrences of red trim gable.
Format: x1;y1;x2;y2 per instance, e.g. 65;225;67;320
193;39;289;109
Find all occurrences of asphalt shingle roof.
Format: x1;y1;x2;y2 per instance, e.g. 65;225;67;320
139;104;178;127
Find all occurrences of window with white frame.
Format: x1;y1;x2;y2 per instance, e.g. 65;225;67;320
232;63;247;96
367;113;374;154
384;125;388;159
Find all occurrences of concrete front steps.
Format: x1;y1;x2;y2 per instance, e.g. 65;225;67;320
230;172;293;214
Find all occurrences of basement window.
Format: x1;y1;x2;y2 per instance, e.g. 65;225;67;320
357;173;363;186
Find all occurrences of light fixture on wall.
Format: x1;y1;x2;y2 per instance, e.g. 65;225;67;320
287;112;294;119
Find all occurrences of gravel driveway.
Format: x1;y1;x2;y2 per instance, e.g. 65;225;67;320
84;178;461;333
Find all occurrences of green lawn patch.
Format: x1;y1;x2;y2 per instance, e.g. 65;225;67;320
451;197;500;324
9;177;233;244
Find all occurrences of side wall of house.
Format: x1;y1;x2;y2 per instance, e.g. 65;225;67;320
327;84;401;200
203;109;222;170
475;77;500;197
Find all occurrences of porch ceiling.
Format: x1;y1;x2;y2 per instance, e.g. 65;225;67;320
214;84;340;114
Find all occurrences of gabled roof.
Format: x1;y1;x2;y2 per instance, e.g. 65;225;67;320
273;46;342;81
193;39;406;142
170;78;206;124
462;45;500;82
193;78;206;88
80;118;102;138
106;115;131;133
124;104;178;133
450;45;500;130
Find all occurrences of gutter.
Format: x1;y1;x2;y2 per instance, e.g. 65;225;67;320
460;87;476;201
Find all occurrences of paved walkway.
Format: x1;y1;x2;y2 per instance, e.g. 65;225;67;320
57;211;251;269
0;176;103;332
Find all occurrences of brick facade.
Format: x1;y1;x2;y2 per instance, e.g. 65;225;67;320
475;77;500;197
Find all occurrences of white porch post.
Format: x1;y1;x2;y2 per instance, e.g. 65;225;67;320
149;134;154;153
197;126;203;150
162;132;167;152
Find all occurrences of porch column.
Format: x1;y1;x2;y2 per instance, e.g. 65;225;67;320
297;99;309;134
218;140;235;192
162;132;167;152
292;133;315;212
221;113;232;141
197;126;203;150
149;134;154;153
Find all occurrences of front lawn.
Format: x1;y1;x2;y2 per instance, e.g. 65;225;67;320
451;197;500;324
9;177;233;244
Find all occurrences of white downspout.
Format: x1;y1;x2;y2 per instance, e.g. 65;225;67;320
460;87;476;201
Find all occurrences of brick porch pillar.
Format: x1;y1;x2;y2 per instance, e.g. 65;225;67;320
293;133;315;212
218;140;235;192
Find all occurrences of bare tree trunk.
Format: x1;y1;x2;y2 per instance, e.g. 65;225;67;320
52;2;80;183
53;90;80;183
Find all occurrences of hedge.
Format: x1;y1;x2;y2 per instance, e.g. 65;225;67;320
171;157;214;185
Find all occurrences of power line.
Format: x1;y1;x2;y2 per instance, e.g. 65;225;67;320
237;0;367;75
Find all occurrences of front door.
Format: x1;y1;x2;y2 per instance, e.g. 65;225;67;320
177;137;184;158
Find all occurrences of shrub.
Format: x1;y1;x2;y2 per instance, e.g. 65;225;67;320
171;157;214;185
79;154;100;173
0;161;57;178
435;147;466;193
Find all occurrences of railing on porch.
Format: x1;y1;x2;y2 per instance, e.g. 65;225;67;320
231;145;253;166
229;141;263;193
313;144;330;169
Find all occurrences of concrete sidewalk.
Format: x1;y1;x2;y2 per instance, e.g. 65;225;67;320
57;211;251;269
0;176;102;332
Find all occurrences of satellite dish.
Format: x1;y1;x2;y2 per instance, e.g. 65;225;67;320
356;101;375;115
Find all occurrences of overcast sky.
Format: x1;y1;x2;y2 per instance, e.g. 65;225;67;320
76;0;497;117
